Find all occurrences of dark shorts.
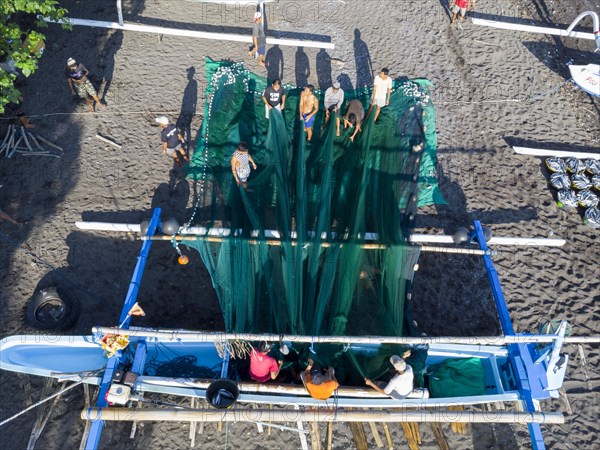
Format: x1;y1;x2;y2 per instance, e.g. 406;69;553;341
257;45;266;56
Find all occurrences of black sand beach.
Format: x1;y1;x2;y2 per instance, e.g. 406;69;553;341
1;0;598;448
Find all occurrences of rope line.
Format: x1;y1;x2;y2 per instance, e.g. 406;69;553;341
0;380;84;427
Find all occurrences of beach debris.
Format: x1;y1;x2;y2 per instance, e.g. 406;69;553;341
571;174;592;190
577;190;599;208
556;189;578;209
592;175;600;190
583;207;600;228
95;133;123;149
545;157;567;173
550;173;571;190
565;157;586;173
0;126;63;158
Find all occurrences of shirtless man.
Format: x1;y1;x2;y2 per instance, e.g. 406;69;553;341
299;85;318;141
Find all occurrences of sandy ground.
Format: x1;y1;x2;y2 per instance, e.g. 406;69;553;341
1;0;599;448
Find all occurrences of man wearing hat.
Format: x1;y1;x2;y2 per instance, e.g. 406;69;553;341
324;82;345;136
301;358;339;400
155;116;188;165
364;353;414;399
248;11;266;67
65;58;105;112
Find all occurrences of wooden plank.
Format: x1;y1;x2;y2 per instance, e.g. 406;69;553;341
21;127;34;152
327;422;333;450
27;132;44;151
401;422;419;450
369;422;384;448
430;423;449;450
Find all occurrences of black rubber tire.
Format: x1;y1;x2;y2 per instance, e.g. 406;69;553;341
26;286;81;330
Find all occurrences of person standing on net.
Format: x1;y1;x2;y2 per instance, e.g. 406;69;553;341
248;11;266;67
299;85;318;142
324;81;344;136
156;116;188;166
370;68;392;123
262;79;286;119
230;142;257;189
343;98;365;142
65;58;105;112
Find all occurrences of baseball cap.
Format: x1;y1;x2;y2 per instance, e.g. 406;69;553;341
254;11;262;20
67;58;76;66
332;82;340;89
155;116;169;125
390;355;406;371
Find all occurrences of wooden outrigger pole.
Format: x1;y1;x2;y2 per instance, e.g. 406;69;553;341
81;408;565;425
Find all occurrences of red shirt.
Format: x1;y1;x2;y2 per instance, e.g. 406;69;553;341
249;349;279;383
455;0;469;8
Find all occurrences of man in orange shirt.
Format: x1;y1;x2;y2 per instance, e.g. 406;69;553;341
301;358;339;400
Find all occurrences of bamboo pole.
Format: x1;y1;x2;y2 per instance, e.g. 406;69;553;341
21;127;33;152
27;133;44;151
327;422;333;450
430;423;449;450
35;135;64;152
95;134;122;149
513;146;600;160
73;221;567;247
472;18;595;40
369;422;384;448
80;408;564;424
401;422;419;450
349;422;368;450
382;422;393;450
311;422;322;450
92;326;600;345
45;17;335;49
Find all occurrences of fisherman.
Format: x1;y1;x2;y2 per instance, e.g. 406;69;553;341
343;99;365;142
262;79;286;119
301;358;339;400
248;11;266;67
65;58;105;112
370;68;392;123
155;116;188;166
249;342;283;383
364;352;414;399
230;142;257;189
324;82;344;136
299;85;318;141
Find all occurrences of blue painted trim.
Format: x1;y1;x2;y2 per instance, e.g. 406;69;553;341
84;209;161;450
473;221;546;450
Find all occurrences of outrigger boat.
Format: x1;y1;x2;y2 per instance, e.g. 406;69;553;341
0;211;579;449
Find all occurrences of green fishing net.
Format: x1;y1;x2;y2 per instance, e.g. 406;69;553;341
182;57;444;382
428;358;487;398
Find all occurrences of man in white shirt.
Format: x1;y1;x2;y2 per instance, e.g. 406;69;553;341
324;82;345;136
364;353;414;399
370;68;392;123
